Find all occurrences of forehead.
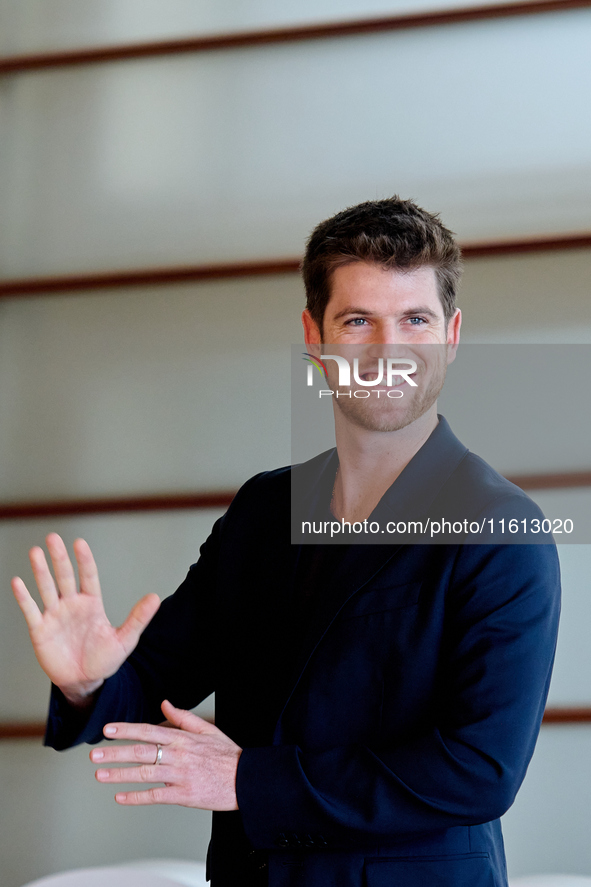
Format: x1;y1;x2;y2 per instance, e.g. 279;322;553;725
325;262;441;318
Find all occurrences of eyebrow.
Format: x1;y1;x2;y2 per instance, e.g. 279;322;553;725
331;305;441;321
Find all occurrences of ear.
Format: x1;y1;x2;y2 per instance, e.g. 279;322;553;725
302;309;322;350
446;308;462;364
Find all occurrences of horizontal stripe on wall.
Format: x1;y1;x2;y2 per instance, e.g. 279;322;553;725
1;233;591;299
0;0;590;74
0;492;236;520
0;717;214;740
2;706;589;739
0;471;589;520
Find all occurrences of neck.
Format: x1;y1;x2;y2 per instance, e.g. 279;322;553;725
331;407;438;523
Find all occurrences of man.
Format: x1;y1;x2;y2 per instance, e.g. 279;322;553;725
13;197;560;887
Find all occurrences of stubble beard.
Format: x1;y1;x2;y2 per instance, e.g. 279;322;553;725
331;363;448;433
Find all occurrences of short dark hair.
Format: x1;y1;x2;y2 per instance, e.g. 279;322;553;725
301;196;462;334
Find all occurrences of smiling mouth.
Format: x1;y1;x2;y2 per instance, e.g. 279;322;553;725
359;371;415;387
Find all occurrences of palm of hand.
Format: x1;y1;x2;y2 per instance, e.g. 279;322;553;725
30;593;130;688
12;533;160;697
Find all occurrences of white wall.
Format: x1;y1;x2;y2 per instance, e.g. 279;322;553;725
2;11;591;278
0;0;568;53
1;4;590;886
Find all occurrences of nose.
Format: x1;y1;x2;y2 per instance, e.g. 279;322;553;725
364;319;404;348
364;327;410;358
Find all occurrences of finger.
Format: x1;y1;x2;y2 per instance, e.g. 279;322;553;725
161;699;218;735
73;538;102;597
46;533;78;599
95;764;174;785
91;742;164;765
28;545;59;608
114;787;174;805
116;593;160;652
11;576;43;631
103;721;175;744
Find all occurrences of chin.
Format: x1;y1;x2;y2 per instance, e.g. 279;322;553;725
337;399;431;433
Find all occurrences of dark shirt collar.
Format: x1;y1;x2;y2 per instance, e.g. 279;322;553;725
292;414;469;527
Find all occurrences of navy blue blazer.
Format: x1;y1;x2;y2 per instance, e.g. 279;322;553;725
46;415;561;887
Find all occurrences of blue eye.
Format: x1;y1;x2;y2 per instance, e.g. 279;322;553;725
346;318;367;326
408;317;427;325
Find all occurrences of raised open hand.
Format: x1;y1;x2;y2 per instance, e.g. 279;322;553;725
12;533;160;705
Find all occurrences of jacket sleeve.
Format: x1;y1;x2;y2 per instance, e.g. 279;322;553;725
236;540;561;849
44;516;224;750
44;469;271;751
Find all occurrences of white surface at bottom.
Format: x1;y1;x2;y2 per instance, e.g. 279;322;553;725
511;876;591;886
21;861;207;887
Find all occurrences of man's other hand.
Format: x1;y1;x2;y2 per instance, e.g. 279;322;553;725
91;700;241;811
11;533;160;706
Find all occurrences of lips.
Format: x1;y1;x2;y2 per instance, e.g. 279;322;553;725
359;370;414;387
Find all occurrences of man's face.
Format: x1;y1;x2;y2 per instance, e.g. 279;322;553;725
302;262;462;433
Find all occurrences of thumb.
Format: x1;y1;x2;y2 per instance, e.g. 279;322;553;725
161;699;218;735
117;593;160;652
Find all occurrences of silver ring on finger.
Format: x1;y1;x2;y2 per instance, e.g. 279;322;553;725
153;743;163;766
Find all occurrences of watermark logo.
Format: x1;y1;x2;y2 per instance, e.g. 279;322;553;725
302;353;417;397
302;352;329;384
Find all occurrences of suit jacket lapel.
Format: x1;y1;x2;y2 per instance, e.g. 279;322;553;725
275;415;470;739
273;541;403;742
370;413;468;528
